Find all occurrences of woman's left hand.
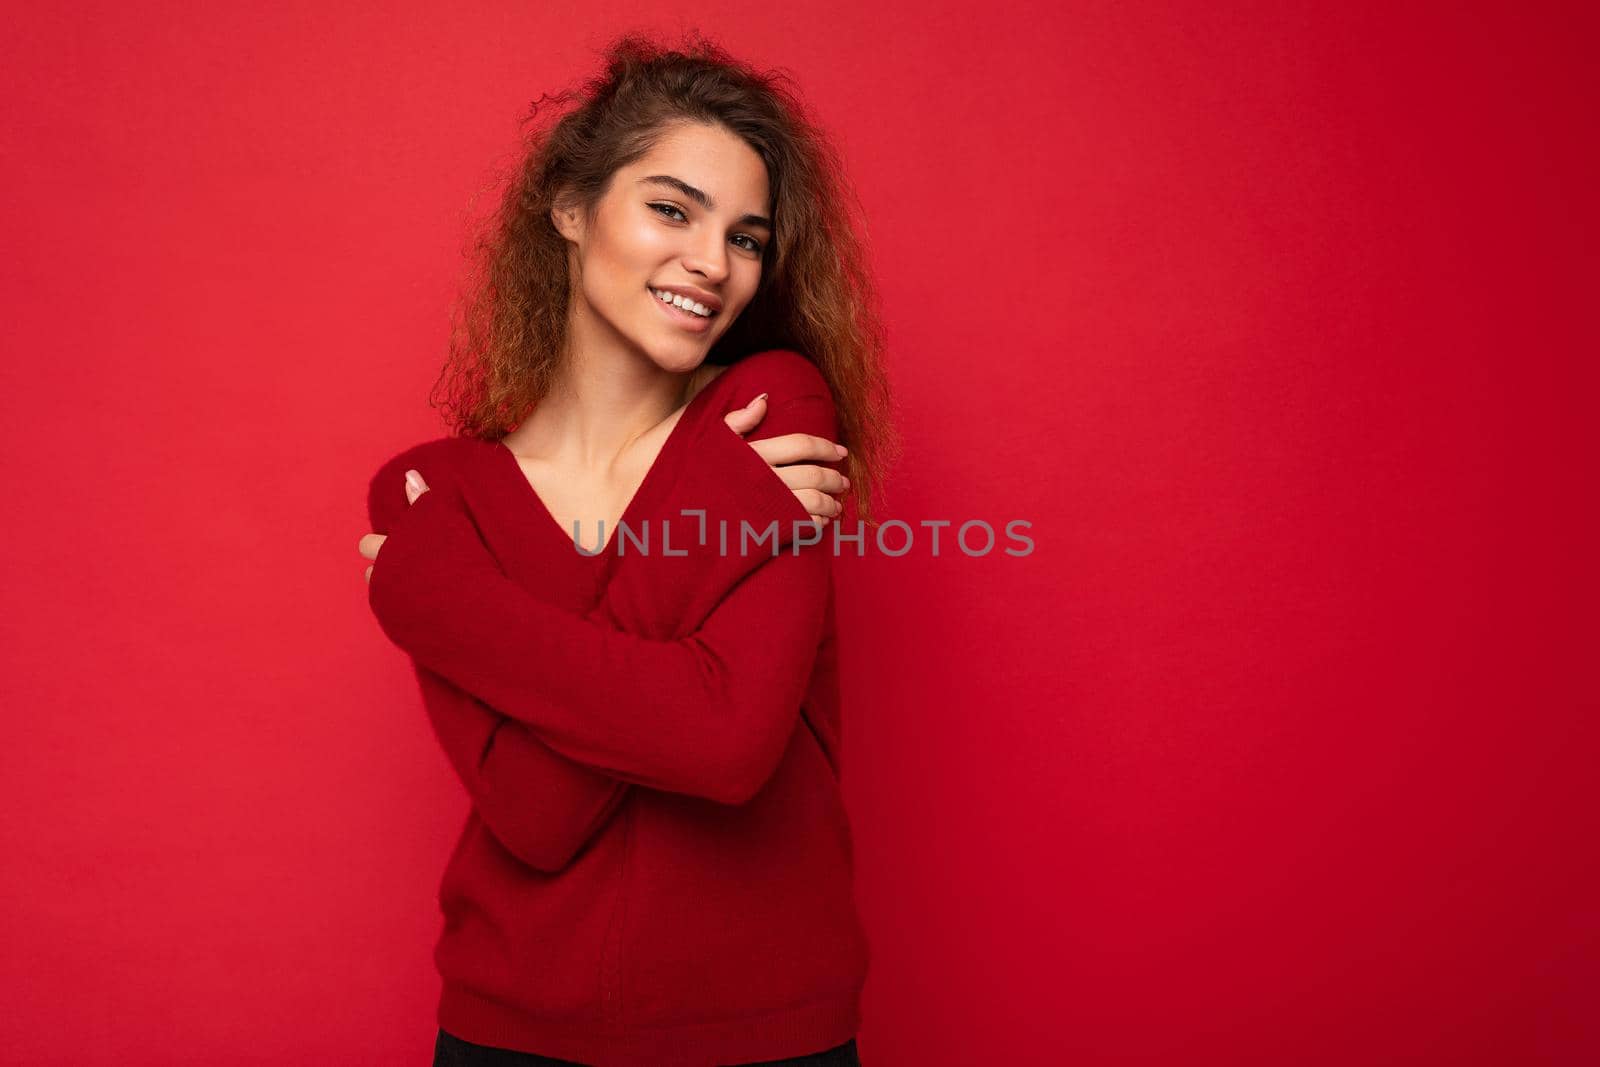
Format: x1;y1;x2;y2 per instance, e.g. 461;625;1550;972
357;469;430;583
723;394;849;530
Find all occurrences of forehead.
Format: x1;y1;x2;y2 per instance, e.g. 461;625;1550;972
620;123;770;208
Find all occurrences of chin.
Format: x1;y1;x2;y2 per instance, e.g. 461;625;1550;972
636;333;709;373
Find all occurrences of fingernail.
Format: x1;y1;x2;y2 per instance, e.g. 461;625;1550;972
834;444;848;456
754;392;769;405
841;476;851;489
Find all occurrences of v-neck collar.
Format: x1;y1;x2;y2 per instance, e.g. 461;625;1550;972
488;372;726;575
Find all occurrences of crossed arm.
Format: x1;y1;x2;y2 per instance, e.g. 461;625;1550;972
364;386;845;870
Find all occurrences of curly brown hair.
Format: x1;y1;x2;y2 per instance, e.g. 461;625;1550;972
429;30;899;525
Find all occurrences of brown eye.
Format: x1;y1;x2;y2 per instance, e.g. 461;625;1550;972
652;202;762;255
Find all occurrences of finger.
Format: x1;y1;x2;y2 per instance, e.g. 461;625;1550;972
771;463;851;496
748;432;847;467
358;532;388;561
797;487;843;518
364;565;373;583
722;392;769;437
404;469;430;505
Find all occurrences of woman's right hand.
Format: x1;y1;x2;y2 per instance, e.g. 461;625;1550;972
724;393;849;530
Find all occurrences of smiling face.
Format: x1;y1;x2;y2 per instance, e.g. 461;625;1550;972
552;121;773;374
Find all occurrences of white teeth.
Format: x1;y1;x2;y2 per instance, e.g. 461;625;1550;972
652;288;712;317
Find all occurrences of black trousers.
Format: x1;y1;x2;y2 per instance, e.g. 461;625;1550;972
433;1027;862;1067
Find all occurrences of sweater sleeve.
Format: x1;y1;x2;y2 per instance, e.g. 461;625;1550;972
367;411;835;807
368;445;633;870
418;667;631;869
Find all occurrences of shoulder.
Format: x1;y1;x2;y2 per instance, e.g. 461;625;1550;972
369;436;474;486
720;348;831;401
716;351;841;447
365;436;482;531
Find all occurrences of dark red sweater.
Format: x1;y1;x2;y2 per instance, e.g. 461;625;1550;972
365;350;869;1066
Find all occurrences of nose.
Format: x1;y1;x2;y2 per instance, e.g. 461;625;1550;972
680;230;730;285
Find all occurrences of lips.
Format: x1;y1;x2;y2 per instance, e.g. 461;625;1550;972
649;284;723;314
648;286;714;332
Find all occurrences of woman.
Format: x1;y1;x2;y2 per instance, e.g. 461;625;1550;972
358;32;896;1067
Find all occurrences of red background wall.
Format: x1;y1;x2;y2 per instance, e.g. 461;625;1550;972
2;3;1594;1064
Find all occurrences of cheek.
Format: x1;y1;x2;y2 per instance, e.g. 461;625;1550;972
587;211;656;264
583;225;659;303
612;214;673;261
729;270;762;314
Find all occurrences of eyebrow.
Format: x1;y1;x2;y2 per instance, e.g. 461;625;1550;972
638;175;773;231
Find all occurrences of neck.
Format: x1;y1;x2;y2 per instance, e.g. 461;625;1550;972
502;300;702;472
